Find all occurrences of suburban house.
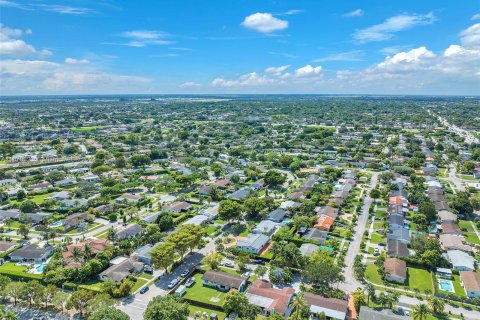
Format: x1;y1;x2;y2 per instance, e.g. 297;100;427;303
299;243;320;257
386;228;410;243
439;234;472;252
62;212;89;231
387;239;409;257
140;211;162;224
388;214;404;230
30;181;53;191
99;257;143;283
245;280;295;317
236;233;269;254
384;258;407;284
440;221;462;235
115;193;141;203
460;271;480;298
303;292;349;320
252;220;278;236
9;244;54;263
447;250;475;271
164;201;192;213
315;206;339;220
267;209;287;223
62;239;109;267
202;270;246;291
184;214;209;226
116;224;143;240
133;244;157;265
314;216;334;232
0;241;17;254
301;228;328;244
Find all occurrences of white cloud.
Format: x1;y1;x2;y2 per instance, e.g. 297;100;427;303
0;24;51;56
241;13;288;33
106;30;173;47
459;23;480;49
344;9;364;17
179;81;200;88
65;58;90;64
353;12;435;43
282;9;303;15
265;65;290;75
378;46;435;69
471;13;480;20
37;4;94;15
314;50;365;62
295;65;322;78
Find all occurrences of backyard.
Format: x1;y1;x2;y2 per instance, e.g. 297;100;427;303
365;264;433;293
183;273;226;307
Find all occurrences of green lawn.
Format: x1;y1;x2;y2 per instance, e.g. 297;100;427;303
183;273;226;306
79;280;105;293
188;305;226;319
131;278;148;293
365;264;433;293
0;262;43;280
138;272;154;280
458;220;480;245
370;233;385;244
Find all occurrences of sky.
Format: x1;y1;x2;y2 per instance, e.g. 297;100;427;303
1;0;479;95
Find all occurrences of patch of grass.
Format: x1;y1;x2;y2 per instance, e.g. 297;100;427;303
0;262;43;281
188;305;226;319
138;272;154;280
370;233;385;244
184;273;226;306
131;278;148;293
365;264;433;293
79;280;105;293
459;220;480;245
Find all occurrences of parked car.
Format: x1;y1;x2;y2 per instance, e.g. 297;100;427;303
144;266;153;274
378;242;386;246
224;261;234;268
373;248;380;256
168;278;180;289
185;277;195;287
140;286;149;294
180;269;190;277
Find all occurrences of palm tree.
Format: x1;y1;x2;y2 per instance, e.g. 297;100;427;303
386;292;400;309
71;247;83;263
428;297;445;315
83;243;93;260
412;303;430;320
290;293;306;320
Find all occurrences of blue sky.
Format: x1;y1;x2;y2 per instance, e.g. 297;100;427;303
1;0;479;95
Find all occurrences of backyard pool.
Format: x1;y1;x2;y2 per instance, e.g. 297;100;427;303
49;221;63;228
438;279;455;293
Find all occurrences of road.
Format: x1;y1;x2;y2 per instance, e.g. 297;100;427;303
117;235;219;319
446;164;466;192
340;171;379;292
428;109;479;145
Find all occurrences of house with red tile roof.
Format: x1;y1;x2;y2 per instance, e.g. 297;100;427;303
245;280;295;317
314;216;334;231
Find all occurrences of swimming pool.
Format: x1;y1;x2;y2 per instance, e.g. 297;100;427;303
49;221;63;228
35;263;47;273
438;279;455;293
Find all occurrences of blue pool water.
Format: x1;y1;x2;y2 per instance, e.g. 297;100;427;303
49;221;63;228
438;279;454;293
320;245;334;252
36;263;47;273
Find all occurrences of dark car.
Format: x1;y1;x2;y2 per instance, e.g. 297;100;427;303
180;269;190;277
140;286;149;294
